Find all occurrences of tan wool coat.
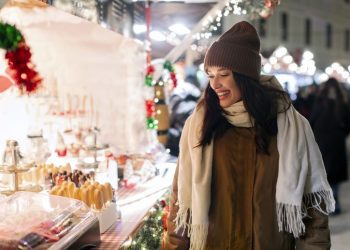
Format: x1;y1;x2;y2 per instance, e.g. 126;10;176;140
163;126;331;250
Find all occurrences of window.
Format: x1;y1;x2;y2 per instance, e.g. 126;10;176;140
326;23;332;48
259;19;267;38
305;18;312;45
281;12;288;41
346;29;350;51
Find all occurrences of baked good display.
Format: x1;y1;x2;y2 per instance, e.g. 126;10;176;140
50;180;113;211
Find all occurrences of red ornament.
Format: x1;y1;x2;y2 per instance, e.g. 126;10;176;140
264;0;272;8
162;205;170;231
160;199;167;208
145;99;155;117
5;43;41;93
146;65;155;76
260;0;280;19
170;72;177;88
265;0;280;8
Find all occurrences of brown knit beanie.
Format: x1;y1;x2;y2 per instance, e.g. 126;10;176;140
204;21;261;81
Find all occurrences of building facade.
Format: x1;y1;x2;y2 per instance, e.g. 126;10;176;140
224;0;350;70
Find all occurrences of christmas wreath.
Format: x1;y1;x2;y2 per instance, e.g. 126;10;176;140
0;22;41;93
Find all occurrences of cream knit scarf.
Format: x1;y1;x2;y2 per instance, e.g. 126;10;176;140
175;75;335;250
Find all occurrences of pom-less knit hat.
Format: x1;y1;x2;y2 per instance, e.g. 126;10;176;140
204;21;261;81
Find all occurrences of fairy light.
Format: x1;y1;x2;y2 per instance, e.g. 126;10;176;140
288;63;298;72
265;47;318;76
325;67;333;75
325;62;350;82
191;0;267;53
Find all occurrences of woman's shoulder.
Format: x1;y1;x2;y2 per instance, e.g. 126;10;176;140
260;75;283;91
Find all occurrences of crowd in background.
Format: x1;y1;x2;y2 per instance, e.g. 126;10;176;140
293;78;350;215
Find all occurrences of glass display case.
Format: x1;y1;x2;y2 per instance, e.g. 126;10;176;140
0;191;100;249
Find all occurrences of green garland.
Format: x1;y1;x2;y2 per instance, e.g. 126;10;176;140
126;194;170;250
127;207;163;250
0;23;23;50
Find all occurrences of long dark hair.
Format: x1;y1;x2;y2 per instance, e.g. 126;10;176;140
198;72;291;154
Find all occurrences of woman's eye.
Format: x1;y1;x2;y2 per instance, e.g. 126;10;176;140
208;75;214;79
220;74;229;77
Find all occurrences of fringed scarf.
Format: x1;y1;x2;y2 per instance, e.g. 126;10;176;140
175;75;335;250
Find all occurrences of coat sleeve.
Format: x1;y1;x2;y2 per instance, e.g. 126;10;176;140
162;163;190;250
295;203;331;250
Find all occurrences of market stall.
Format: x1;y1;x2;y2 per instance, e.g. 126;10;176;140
0;0;151;155
0;1;175;249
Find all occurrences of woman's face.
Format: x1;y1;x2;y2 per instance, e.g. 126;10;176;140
207;66;242;108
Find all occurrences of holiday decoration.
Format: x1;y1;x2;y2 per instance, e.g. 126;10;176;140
260;0;280;19
144;64;156;129
146;117;157;130
53;0;98;23
143;1;157;130
142;2;176;136
262;46;317;76
0;22;42;94
145;99;155;117
325;62;350;84
163;60;177;88
145;65;155;87
191;0;282;53
126;195;169;249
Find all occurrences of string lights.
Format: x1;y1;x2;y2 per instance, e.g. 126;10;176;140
262;46;317;76
325;62;350;84
122;194;169;249
261;46;350;84
191;0;280;52
53;0;98;23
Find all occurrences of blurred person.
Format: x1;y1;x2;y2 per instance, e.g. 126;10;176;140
310;78;350;215
293;83;318;120
163;21;334;250
166;72;202;157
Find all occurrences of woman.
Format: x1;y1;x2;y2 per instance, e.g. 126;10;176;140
163;21;334;250
310;78;350;215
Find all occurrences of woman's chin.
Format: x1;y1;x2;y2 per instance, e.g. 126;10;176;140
219;101;231;108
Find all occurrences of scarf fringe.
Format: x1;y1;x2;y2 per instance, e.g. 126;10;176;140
277;202;305;238
189;224;208;250
174;206;208;250
277;190;335;238
303;190;335;215
174;205;191;237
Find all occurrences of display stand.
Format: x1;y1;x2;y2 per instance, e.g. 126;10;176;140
0;140;41;195
0;164;37;195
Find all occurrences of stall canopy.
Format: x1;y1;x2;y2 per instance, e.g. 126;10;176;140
0;1;150;154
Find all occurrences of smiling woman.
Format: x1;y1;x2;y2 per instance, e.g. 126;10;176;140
206;67;241;108
163;21;335;250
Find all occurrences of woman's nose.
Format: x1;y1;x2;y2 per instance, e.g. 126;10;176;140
211;77;222;89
